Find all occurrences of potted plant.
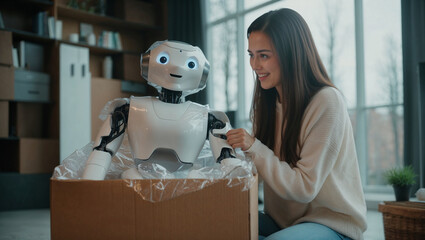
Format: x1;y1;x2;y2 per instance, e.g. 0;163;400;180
384;165;417;201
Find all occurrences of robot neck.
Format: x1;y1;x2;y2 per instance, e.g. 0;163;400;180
159;88;183;104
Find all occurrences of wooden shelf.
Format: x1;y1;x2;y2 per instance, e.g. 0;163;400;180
57;5;161;32
0;28;138;55
57;40;139;55
1;28;55;44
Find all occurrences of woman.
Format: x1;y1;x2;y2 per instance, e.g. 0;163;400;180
226;8;367;240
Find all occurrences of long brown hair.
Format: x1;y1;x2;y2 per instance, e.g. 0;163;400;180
247;8;335;166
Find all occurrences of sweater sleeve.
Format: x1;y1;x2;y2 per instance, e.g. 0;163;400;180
245;88;348;203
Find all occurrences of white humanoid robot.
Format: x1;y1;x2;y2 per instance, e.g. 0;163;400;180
82;40;239;180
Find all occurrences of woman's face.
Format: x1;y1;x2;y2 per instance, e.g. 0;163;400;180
248;31;282;92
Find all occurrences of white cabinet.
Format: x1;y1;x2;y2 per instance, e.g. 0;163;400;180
59;44;91;162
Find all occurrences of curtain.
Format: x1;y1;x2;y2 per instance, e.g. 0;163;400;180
167;0;207;104
401;0;425;190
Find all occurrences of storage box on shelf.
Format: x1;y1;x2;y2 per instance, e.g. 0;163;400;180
11;102;46;138
0;138;59;174
0;30;13;64
0;101;8;137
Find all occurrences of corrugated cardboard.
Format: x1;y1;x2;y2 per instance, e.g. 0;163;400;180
51;175;258;240
0;65;14;100
0;101;8;137
0;138;59;173
4;102;44;138
0;30;13;65
16;102;44;138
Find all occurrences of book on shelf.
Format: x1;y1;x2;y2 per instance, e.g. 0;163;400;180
113;32;122;50
33;11;49;36
0;11;4;28
99;31;123;50
56;20;63;40
48;16;55;39
19;41;45;72
12;48;19;68
19;41;25;68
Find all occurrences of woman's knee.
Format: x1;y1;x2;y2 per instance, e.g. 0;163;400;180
265;222;347;240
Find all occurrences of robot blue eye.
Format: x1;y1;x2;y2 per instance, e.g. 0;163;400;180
185;57;198;69
156;52;169;64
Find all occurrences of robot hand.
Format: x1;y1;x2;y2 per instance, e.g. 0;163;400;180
208;111;236;163
82;99;129;180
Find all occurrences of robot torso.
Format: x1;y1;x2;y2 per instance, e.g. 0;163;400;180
127;96;208;168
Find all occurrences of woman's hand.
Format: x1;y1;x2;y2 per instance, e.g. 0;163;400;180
226;128;255;151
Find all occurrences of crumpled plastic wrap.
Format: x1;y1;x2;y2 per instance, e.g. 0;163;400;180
52;99;257;202
52;137;256;202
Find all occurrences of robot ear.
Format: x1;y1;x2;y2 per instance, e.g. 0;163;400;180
198;60;210;89
140;51;150;80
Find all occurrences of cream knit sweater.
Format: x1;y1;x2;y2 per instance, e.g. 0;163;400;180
245;87;367;240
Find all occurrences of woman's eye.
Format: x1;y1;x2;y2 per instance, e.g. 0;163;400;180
185;57;198;69
156;52;169;64
260;54;269;59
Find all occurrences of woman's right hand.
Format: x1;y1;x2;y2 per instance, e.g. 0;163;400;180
226;128;255;151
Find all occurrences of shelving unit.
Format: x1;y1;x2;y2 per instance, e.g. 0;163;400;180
0;0;167;210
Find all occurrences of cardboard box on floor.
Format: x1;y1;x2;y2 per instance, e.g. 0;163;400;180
50;175;258;240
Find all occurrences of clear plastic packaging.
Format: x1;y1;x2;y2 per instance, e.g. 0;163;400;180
52;100;256;202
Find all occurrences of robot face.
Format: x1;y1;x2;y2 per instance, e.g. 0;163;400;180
141;41;210;93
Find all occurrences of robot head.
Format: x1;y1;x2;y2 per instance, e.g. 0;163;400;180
141;41;210;96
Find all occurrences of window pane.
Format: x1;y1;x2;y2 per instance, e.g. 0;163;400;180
209;20;238;112
206;0;237;23
366;106;404;186
244;0;276;10
364;0;403;106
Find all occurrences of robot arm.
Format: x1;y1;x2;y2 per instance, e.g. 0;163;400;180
82;99;130;180
207;111;236;163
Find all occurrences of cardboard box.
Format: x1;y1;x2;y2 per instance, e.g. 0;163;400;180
0;68;50;102
115;0;156;26
0;138;59;173
0;102;44;138
0;101;8;137
14;69;50;102
15;102;45;138
0;30;13;65
4;102;45;138
50;176;258;240
0;65;14;100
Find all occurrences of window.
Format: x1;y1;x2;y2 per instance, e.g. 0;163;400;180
204;0;403;192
